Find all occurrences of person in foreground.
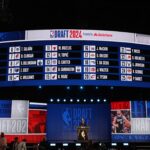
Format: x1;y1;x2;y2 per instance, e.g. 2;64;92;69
78;118;88;141
0;132;7;150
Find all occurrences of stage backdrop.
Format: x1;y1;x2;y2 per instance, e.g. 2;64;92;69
47;103;111;142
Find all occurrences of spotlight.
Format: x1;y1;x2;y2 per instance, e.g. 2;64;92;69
103;99;107;102
50;99;53;102
57;99;60;102
97;99;100;102
66;86;70;90
77;99;80;102
80;86;84;90
83;99;86;102
50;143;56;147
70;99;73;102
111;143;117;146
123;143;129;146
76;143;81;147
63;99;66;102
96;86;99;90
110;86;114;90
63;143;68;147
90;99;94;102
99;143;102;146
38;85;42;89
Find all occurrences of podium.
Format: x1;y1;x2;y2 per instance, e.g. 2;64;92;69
77;126;89;141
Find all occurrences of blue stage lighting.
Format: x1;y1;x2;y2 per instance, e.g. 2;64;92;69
66;86;70;90
80;86;84;90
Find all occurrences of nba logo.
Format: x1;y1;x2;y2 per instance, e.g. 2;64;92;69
121;68;126;74
84;74;89;80
9;61;13;67
121;61;126;67
84;45;90;51
84;67;89;72
84;60;89;65
8;75;13;81
9;47;14;53
50;31;55;38
9;54;14;60
84;52;89;58
8;68;13;74
45;45;52;51
45;74;51;80
51;59;57;65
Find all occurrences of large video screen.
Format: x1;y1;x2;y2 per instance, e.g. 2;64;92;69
0;30;150;88
0;100;47;143
0;100;28;134
28;109;47;134
111;101;150;142
47;103;111;142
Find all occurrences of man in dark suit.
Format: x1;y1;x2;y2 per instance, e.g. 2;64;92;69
78;118;88;141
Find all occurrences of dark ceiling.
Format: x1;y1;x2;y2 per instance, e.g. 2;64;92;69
0;1;150;35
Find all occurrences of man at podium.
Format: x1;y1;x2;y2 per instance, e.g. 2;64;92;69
77;118;89;141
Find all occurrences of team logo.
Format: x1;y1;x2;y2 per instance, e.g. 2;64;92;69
9;47;15;53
